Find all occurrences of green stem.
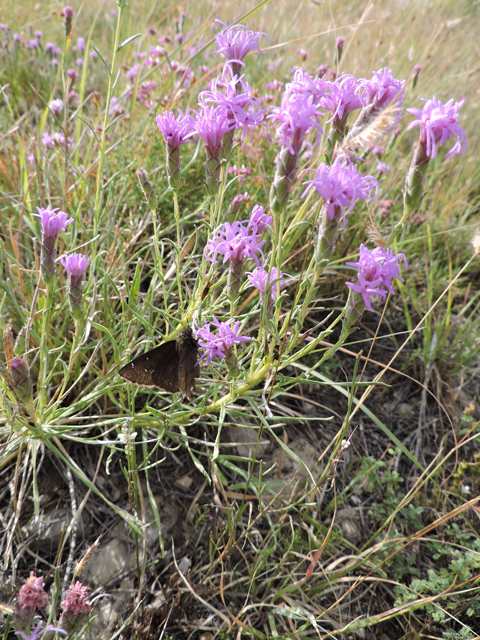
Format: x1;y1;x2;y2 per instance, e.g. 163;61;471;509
92;2;125;256
172;190;183;309
38;286;54;412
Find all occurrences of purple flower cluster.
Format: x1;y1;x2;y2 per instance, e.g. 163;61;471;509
406;95;467;159
301;159;378;227
194;316;251;365
346;244;407;310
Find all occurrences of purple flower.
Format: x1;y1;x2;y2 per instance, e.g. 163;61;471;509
61;253;90;320
214;20;268;67
89;49;98;59
301;159;378;227
247;205;272;235
61;582;92;616
26;38;41;49
15;622;67;640
34;205;73;240
346;244;407;310
198;73;264;140
204;220;265;267
269;89;324;155
66;68;79;82
335;36;346;51
194;105;233;151
13;573;49;630
376;160;391;175
406;95;467;159
60;6;74;18
34;205;73;284
320;73;364;123
246;266;289;300
11;357;33;403
155;108;194;150
289;69;327;106
45;41;62;56
194;316;251;366
42;131;56;149
76;56;84;67
356;67;406;129
49;98;64;118
109;96;124;117
35;30;43;39
60;6;75;37
75;36;85;52
60;253;90;278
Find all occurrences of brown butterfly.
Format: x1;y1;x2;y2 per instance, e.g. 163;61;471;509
119;327;200;399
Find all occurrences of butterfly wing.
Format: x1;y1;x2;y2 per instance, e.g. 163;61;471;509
177;329;200;399
119;341;180;392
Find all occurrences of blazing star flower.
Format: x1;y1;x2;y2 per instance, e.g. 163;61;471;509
246;266;289;302
155;108;194;150
269;89;324;155
320;73;364;124
66;68;79;82
214;20;268;69
26;38;41;50
194;316;251;366
348;68;406;137
61;253;90;320
10;357;32;403
358;68;405;113
194;105;233;151
45;41;61;56
34;205;74;285
406;95;467;159
247;205;272;235
15;622;67;640
198;73;264;141
49;98;64;118
376;160;391;175
75;36;85;52
42;131;56;149
289;69;327;106
204;220;265;267
194;105;234;194
346;244;407;310
156;109;195;190
60;6;75;37
301;159;378;227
